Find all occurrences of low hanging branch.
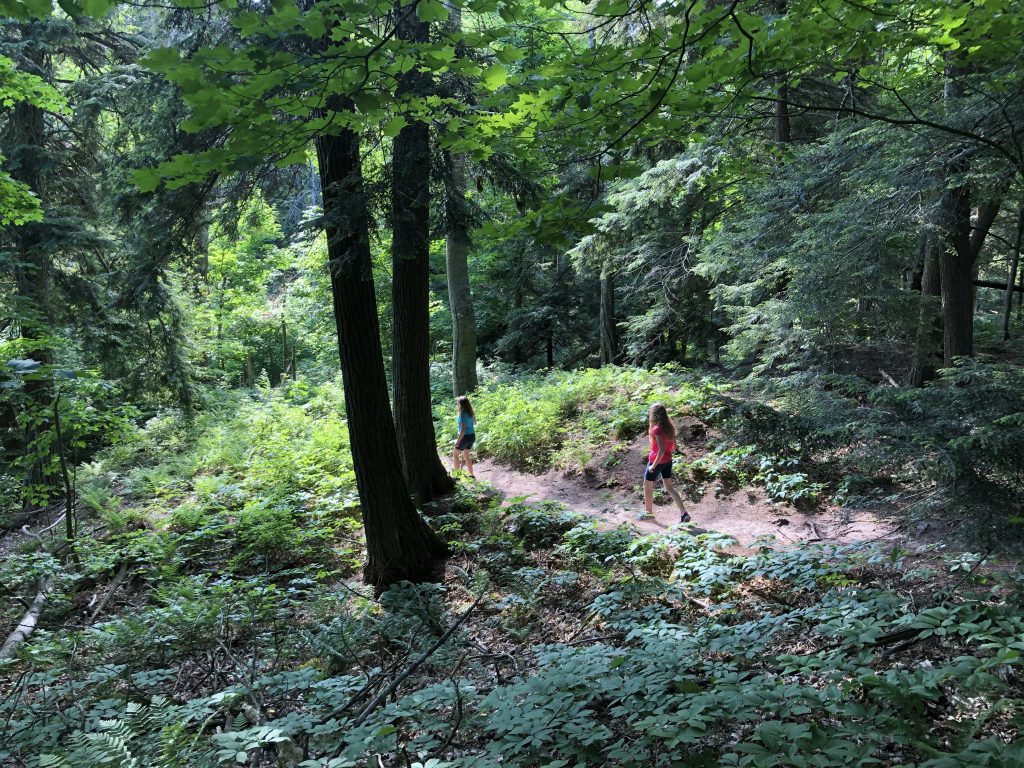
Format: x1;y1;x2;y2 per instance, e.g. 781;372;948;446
0;577;53;659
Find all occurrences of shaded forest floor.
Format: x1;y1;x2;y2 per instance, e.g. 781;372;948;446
2;367;1023;766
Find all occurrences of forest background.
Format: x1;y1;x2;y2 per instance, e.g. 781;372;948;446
1;0;1024;766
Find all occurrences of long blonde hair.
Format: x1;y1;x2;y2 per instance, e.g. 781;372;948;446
457;395;475;419
648;402;676;441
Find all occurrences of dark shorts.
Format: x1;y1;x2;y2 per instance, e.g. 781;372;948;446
455;433;476;450
644;461;672;481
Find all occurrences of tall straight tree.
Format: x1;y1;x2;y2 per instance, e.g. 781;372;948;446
317;118;448;588
390;1;454;503
6;32;50;503
442;5;477;396
445;148;478;394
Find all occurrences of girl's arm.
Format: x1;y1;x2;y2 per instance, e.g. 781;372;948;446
653;433;667;465
456;415;465;444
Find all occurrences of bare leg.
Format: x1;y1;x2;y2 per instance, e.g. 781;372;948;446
663;477;687;517
643;479;655;516
453;446;462;472
463;450;474;477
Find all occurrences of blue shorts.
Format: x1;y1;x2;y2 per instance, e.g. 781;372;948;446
455;433;475;450
645;461;672;481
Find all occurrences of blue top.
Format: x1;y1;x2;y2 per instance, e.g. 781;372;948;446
458;412;475;434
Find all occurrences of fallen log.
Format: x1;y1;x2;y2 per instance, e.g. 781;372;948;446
0;577;52;659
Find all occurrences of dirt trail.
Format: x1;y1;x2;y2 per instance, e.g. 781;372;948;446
473;453;914;550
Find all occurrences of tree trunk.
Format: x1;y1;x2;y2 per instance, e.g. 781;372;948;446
444;150;478;396
775;81;792;143
390;3;454;504
939;182;974;364
442;5;478;398
910;234;943;387
281;314;289;384
940;193;1001;364
1002;206;1024;341
8;38;54;507
316;125;447;589
599;267;617;365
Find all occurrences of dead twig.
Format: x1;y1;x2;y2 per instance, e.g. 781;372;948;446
350;591;485;728
89;563;130;622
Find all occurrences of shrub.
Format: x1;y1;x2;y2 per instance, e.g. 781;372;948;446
503;500;587;549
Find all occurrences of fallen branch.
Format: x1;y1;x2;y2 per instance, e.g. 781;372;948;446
21;509;68;542
351;591;485;728
1;577;53;659
89;563;130;622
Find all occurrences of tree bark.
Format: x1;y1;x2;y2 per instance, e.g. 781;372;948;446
442;5;478;398
775;81;792;143
444;150;478;396
940;192;1000;364
938;183;974;364
8;36;54;506
910;234;943;387
316;125;447;588
599;266;617;365
1001;206;1024;340
390;3;454;504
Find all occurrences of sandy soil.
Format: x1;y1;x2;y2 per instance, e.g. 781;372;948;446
471;423;937;550
474;458;906;547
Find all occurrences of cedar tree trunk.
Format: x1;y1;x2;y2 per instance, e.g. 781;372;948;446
316;126;447;589
390;3;454;503
1002;206;1024;341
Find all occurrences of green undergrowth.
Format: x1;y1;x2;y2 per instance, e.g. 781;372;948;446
466;365;724;471
710;360;1024;544
60;379;361;582
3;479;1022;767
465;362;1024;532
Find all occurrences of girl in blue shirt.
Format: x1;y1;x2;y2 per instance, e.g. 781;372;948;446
453;395;476;477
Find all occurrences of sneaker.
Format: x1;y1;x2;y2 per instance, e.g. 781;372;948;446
679;512;691;524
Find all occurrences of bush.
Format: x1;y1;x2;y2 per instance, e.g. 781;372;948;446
503;500;587;549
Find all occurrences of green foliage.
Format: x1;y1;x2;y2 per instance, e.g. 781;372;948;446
711;362;1024;539
468;365;722;470
502;499;586;548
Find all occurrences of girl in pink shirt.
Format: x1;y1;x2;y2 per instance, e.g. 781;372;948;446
639;402;690;523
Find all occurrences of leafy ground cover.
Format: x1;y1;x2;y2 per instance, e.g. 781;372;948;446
2;366;1023;766
3;481;1021;766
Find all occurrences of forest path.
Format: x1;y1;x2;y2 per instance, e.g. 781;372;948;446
472;455;924;550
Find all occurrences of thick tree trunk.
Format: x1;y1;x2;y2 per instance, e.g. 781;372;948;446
910;234;943;387
939;182;974;364
316;126;447;589
444;150;478;396
8;40;54;506
1002;206;1024;340
940;193;1001;364
599;267;617;365
390;4;454;504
